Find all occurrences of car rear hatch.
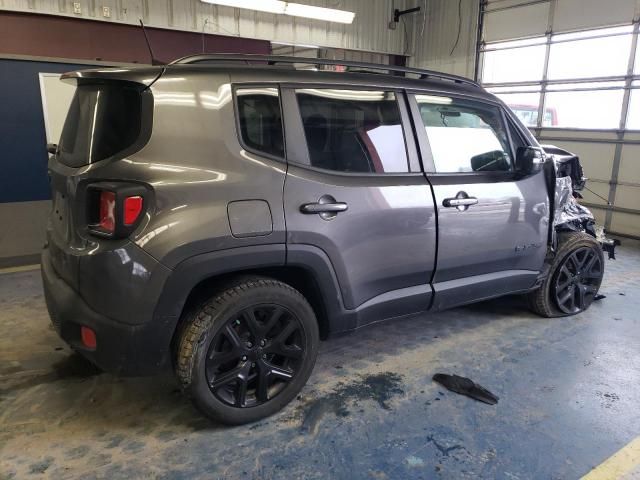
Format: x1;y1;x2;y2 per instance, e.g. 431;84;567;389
46;67;162;289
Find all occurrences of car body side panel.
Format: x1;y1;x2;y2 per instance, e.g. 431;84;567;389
431;174;549;283
277;82;437;316
122;71;288;268
405;91;550;310
284;166;437;310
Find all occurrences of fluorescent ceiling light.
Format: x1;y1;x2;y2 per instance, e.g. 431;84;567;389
201;0;355;24
284;3;355;24
272;41;320;49
203;0;285;14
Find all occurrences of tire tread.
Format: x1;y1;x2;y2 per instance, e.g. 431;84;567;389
175;276;316;423
527;232;603;318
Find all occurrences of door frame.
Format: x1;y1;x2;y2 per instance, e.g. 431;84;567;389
279;83;438;323
405;89;547;310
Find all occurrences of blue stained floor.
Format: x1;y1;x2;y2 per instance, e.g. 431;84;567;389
1;240;639;479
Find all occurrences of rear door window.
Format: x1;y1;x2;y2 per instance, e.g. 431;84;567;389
236;88;284;158
59;83;146;168
296;89;409;173
414;94;513;173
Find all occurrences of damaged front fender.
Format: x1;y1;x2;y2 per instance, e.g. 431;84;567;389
541;145;620;259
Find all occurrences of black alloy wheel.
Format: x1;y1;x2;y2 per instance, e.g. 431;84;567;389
176;277;319;424
206;304;305;408
553;245;603;314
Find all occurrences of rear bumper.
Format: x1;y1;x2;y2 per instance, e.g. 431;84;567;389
41;247;174;376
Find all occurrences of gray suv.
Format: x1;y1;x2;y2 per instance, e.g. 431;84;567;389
42;54;615;424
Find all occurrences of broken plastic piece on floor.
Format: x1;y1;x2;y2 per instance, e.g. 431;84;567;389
432;373;499;405
594;294;606;301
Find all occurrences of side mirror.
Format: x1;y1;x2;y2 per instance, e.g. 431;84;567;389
515;146;544;176
47;143;58;155
471;150;510;172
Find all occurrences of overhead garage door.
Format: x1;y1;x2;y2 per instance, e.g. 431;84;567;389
477;0;640;239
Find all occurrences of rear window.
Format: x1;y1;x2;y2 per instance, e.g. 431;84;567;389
58;83;146;167
296;89;409;174
236;88;284;158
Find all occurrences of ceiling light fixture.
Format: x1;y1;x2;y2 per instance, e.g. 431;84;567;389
202;0;284;14
284;3;354;24
200;0;355;24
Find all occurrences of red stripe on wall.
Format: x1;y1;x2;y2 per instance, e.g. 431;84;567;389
0;11;270;64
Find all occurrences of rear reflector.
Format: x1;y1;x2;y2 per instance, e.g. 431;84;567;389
124;196;144;225
80;326;97;349
99;191;116;233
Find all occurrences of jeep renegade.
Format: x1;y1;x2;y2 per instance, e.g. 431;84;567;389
42;54;610;424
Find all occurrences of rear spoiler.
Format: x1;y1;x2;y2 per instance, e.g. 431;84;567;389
60;66;164;88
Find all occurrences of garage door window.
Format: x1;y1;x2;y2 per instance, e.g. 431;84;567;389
414;95;512;173
481;25;634;130
547;26;632;80
296;89;409;173
481;38;547;84
236;88;284;158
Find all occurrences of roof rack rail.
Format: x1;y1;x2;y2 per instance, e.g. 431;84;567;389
170;53;481;88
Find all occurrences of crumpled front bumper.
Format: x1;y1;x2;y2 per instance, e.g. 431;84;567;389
542;144;620;259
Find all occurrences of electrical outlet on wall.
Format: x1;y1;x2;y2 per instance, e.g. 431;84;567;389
102;5;111;18
73;2;82;14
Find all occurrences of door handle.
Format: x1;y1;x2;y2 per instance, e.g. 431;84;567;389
300;202;348;214
300;194;348;220
443;192;478;211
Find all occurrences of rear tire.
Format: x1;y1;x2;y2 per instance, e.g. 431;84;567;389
175;277;319;425
527;232;604;318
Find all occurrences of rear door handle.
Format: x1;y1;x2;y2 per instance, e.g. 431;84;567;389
300;194;348;220
443;192;478;211
300;203;348;214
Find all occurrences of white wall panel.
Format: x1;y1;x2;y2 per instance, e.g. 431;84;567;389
0;201;50;261
543;140;615;182
553;0;637;33
409;0;478;78
38;73;76;143
0;0;410;55
614;185;640;209
539;129;620;141
619;145;640;184
484;2;550;42
588;206;607;226
581;181;611;207
145;0;170;26
610;212;640;236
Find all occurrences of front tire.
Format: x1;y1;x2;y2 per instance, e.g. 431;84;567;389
176;277;319;425
527;232;604;318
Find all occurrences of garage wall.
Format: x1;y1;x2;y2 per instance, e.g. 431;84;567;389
0;11;271;64
0;59;96;267
0;0;411;56
479;0;640;239
408;0;479;79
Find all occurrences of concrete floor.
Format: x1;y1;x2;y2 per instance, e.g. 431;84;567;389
1;241;639;480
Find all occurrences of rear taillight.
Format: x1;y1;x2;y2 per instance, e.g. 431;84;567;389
87;183;149;238
124;196;143;226
80;326;97;349
99;191;116;233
